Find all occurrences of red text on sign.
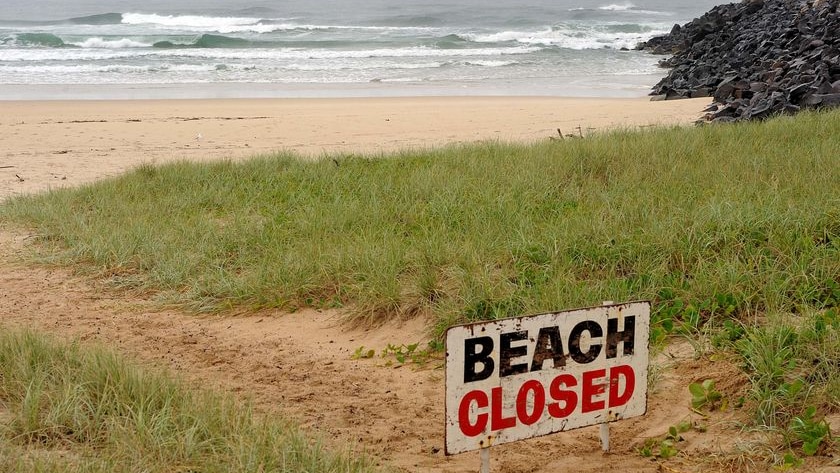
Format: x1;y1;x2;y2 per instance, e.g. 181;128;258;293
457;364;635;437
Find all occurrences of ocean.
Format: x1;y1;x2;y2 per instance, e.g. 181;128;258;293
0;0;721;99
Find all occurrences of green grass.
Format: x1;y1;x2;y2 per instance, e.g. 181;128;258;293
0;328;377;473
1;108;839;458
2;109;837;336
732;309;840;423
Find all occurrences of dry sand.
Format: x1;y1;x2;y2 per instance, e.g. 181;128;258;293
0;96;709;200
3;95;802;472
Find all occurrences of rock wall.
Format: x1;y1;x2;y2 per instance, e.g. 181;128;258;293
638;0;840;121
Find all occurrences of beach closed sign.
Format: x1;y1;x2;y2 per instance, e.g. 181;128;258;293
444;301;650;455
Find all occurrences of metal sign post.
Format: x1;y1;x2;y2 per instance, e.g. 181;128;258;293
599;423;610;452
480;446;490;473
600;301;614;453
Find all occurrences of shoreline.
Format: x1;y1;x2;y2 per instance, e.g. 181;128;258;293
0;74;668;101
0;95;710;201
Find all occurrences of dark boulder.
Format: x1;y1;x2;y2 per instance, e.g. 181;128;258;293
637;0;840;121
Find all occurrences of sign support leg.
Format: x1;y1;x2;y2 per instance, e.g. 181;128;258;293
599;423;610;452
480;446;490;473
600;300;613;453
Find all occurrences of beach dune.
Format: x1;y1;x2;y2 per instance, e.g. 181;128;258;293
0;96;709;200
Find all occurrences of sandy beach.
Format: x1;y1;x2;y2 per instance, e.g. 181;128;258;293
0;96;709;200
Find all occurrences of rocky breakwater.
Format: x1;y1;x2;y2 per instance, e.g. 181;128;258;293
638;0;840;121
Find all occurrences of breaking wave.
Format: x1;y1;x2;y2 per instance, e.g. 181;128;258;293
66;13;124;25
463;23;670;50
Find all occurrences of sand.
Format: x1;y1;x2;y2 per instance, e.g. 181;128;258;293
0;96;710;200
0;95;776;473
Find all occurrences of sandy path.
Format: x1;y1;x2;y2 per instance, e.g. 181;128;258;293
0;228;760;473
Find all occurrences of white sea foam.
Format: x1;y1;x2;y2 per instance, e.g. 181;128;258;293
70;37;151;48
376;77;429;83
149;45;541;60
121;14;298;34
284;61;445;71
5;63;233;73
256;23;436;32
462;60;516;67
599;4;672;15
465;30;538;43
598;3;636;11
0;49;136;61
0;45;539;63
122;13;261;29
0;62;271;83
568;3;670;16
465;26;669;50
120;13;435;34
211;23;437;34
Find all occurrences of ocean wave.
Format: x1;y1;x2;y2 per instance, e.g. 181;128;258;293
4;33;65;47
434;33;471;49
158;45;542;60
119;12;435;34
120;13;298;34
66;13;124;25
372;77;432;83
153;34;252;49
1;63;258;74
257;20;434;32
464;24;670;50
0;48;155;61
156;33;449;50
71;37;151;48
2;60;490;76
0;44;541;62
0;10;435;35
462;60;516;67
284;59;516;71
568;4;671;16
252;22;436;34
598;3;636;11
463;30;526;44
2;33;153;50
121;13;263;29
284;61;445;71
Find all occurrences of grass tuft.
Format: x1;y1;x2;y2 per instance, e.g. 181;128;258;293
0;328;377;473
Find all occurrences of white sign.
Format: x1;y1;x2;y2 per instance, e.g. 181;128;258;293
445;301;650;455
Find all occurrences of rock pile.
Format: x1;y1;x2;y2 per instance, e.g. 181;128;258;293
637;0;840;121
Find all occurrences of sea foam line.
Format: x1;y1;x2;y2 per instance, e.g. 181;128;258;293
0;45;541;62
464;26;670;50
120;12;436;34
70;37;151;48
598;3;637;11
568;3;671;15
121;13;262;28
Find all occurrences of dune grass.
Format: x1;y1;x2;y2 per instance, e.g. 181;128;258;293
1;108;838;459
2;109;837;335
0;328;377;473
